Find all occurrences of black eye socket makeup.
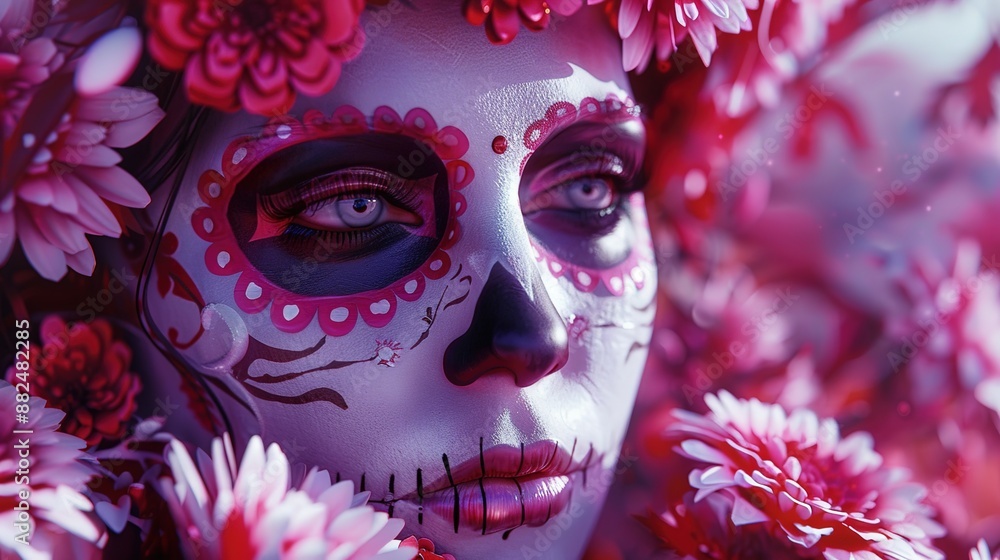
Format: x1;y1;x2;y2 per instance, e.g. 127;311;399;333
226;133;450;297
520;117;647;270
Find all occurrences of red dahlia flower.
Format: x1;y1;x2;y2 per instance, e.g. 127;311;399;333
157;434;412;559
463;0;583;44
6;316;142;447
883;239;1000;419
145;0;365;115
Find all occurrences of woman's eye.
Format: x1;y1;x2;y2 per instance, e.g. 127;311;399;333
341;197;381;226
290;194;421;231
256;167;427;236
524;175;621;215
520;141;644;270
561;178;615;210
295;196;388;230
226;135;452;298
523;153;636;216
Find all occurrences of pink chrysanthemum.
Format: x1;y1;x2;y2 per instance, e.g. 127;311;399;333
158;434;414;560
5;316;142;448
0;381;106;559
145;0;365;116
0;4;163;280
462;0;583;44
646;391;945;559
613;0;760;72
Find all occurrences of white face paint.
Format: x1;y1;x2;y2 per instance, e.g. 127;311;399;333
140;2;656;557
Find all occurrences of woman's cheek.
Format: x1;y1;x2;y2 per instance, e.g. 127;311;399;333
140;105;475;426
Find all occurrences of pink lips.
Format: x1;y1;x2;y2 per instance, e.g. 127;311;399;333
407;441;595;534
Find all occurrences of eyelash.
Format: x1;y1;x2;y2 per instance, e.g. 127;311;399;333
260;167;423;222
527;152;642;215
281;222;389;247
564;152;637;185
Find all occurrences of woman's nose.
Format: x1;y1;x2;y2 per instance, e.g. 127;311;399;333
443;262;569;387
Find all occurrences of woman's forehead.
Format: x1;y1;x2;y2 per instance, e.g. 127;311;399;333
346;2;628;91
204;3;631;138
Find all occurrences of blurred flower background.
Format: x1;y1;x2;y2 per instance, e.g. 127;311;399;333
1;0;1000;558
594;0;1000;557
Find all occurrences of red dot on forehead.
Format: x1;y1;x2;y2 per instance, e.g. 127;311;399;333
492;135;508;154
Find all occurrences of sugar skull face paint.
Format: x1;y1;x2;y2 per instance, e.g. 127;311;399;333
190;106;471;336
520;96;654;296
139;2;656;558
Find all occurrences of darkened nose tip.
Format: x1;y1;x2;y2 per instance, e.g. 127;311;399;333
443;262;569;387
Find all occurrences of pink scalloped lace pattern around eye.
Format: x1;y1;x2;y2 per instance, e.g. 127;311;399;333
520;94;641;174
191;105;474;336
530;193;655;296
522;95;652;296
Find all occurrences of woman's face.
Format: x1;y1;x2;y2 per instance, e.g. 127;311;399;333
140;2;656;557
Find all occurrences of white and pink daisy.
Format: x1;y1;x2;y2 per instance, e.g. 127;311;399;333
0;2;163;280
646;391;945;558
615;0;760;72
971;539;1000;560
158;434;414;560
0;381;106;559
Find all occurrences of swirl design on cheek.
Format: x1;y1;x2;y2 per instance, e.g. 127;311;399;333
521;96;655;296
191;106;474;335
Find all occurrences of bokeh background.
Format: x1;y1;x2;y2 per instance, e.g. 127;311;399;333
591;0;1000;557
